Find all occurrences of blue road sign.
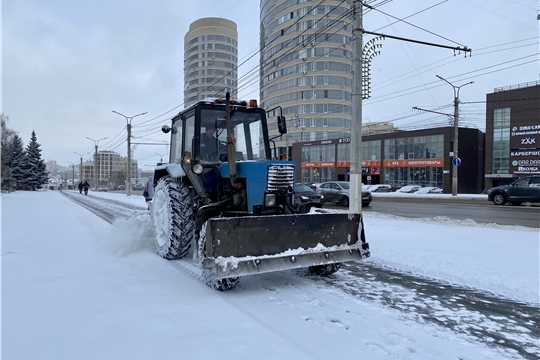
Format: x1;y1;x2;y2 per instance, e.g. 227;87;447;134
452;157;461;166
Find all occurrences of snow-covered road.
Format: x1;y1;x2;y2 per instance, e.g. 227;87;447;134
60;190;540;359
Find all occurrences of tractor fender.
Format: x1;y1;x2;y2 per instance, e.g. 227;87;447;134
153;163;186;186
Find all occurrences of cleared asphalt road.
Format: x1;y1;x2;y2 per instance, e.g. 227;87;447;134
326;198;540;228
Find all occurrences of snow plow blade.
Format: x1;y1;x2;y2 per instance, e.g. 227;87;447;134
201;212;369;281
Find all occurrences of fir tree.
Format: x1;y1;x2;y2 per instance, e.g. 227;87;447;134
8;134;27;190
24;130;49;190
1;113;17;192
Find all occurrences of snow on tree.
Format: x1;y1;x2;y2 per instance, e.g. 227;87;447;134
1;113;17;192
24;130;49;190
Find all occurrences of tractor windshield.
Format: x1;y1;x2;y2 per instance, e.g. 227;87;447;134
199;107;269;161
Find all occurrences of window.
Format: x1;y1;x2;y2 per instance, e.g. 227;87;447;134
324;61;329;71
310;118;316;127
323;118;328;127
493;108;510;174
311;90;316;99
323;104;328;113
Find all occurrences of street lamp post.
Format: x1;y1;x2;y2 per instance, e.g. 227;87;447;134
112;110;147;196
74;151;91;184
436;75;474;196
67;161;76;188
86;137;108;191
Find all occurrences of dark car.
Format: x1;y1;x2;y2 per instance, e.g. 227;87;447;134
294;183;325;213
98;185;108;192
317;181;372;207
487;175;540;205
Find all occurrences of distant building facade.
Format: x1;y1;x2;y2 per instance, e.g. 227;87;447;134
484;80;540;189
292;126;485;194
184;18;238;107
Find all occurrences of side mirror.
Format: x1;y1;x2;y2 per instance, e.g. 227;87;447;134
277;116;287;134
162;125;171;134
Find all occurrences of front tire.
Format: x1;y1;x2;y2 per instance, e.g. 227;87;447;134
198;221;240;291
151;177;195;260
492;193;506;205
341;196;349;207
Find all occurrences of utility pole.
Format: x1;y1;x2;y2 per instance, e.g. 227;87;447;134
112;110;147;196
349;0;363;213
74;151;90;184
436;75;473;196
67;161;76;188
86;137;108;191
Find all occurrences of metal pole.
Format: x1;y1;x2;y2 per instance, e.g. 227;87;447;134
350;0;363;213
74;151;90;184
86;137;108;191
112;111;147;197
436;75;473;196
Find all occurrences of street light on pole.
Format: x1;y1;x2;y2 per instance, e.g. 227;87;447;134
74;151;91;184
436;75;474;197
112;110;147;196
86;137;108;191
67;161;76;188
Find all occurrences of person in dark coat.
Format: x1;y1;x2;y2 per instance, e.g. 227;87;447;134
78;182;83;194
143;175;154;210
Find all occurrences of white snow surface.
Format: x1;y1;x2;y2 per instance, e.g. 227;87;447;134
2;190;539;360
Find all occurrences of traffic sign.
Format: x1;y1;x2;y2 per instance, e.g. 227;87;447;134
452;157;461;166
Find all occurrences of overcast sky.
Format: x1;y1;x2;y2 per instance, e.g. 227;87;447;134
3;0;538;170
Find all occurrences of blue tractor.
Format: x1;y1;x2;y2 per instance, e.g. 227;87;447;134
149;93;369;290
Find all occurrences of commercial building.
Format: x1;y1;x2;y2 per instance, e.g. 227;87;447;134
260;0;354;152
184;18;238;107
484;80;540;188
292;126;485;194
81;152;138;187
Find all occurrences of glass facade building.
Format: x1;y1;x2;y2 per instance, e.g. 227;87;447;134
184;18;238;107
260;0;354;148
485;81;540;188
292;126;486;194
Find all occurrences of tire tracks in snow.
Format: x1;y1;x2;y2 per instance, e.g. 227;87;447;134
65;192;539;359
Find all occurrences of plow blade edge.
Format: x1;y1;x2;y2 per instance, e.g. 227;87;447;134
202;212;370;281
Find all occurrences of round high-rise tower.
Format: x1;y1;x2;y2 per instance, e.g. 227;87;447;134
184;18;238;107
260;0;353;147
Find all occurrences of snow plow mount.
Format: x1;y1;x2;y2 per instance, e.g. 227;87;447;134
201;212;369;281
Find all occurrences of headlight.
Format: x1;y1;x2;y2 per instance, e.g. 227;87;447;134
192;163;203;174
301;196;309;200
265;194;276;207
320;195;324;199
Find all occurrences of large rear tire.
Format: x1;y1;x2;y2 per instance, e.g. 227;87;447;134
198;221;240;291
151;176;195;260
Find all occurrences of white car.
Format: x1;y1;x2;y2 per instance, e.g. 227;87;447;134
414;187;443;194
396;185;422;193
368;184;392;192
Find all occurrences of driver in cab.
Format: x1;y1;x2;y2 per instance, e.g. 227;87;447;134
200;127;235;160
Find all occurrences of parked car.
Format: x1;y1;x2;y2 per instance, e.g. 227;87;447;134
367;184;392;192
293;183;325;213
396;185;422;193
414;187;443;194
98;185;108;192
307;183;322;191
487;175;540;205
317;181;372;207
117;185;126;190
